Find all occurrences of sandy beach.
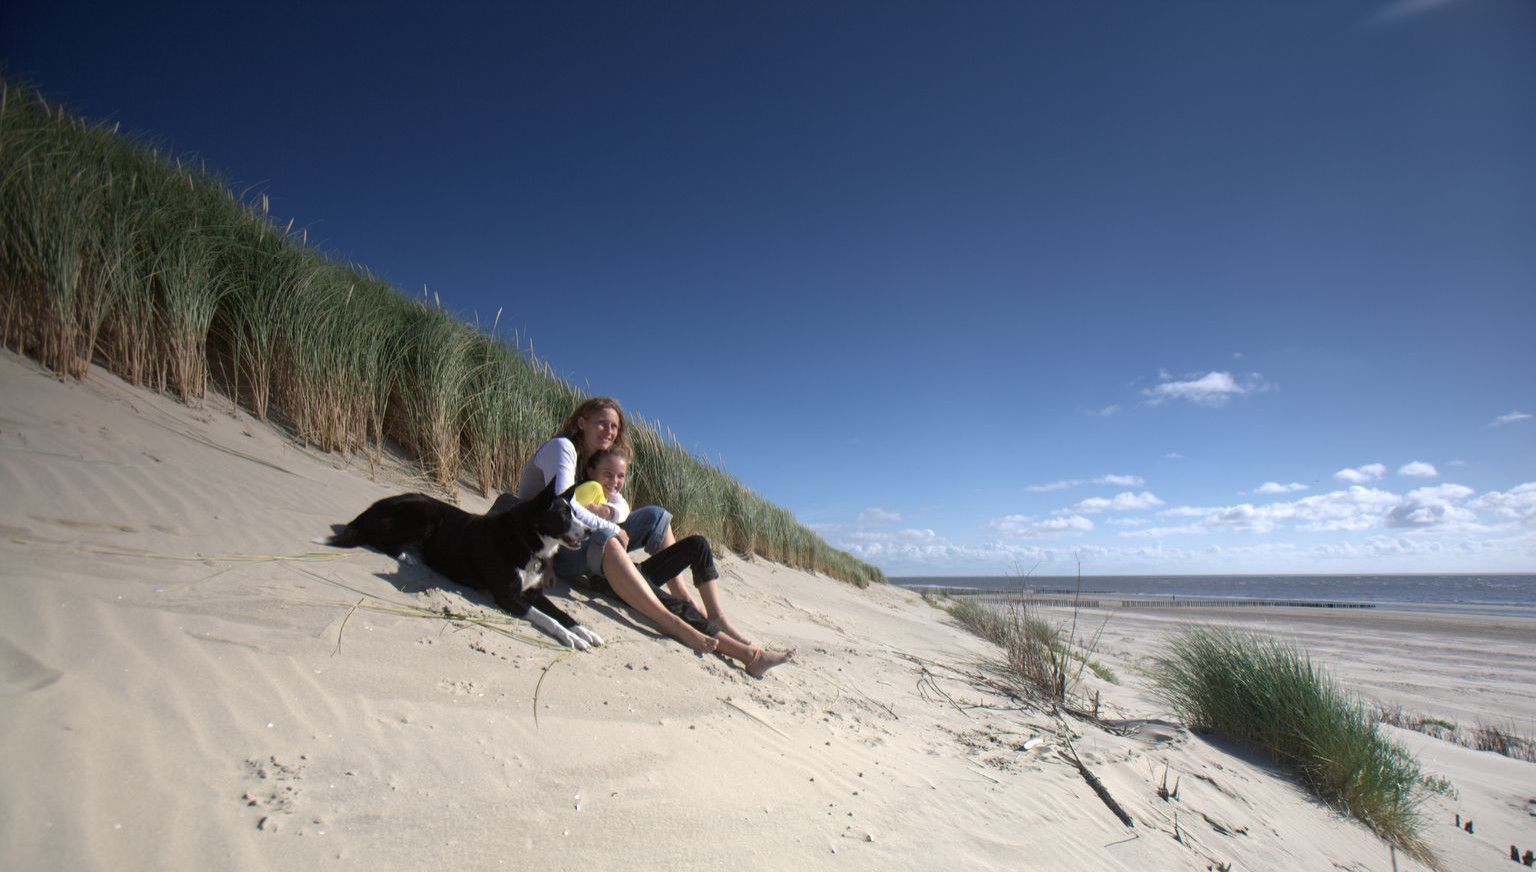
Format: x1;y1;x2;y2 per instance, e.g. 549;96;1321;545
3;348;1533;872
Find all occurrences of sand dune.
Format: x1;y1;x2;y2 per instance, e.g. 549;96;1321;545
2;349;1531;871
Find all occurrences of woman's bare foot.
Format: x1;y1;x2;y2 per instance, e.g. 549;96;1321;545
706;619;752;647
745;647;795;679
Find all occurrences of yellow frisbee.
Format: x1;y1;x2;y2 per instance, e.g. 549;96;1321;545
572;481;606;508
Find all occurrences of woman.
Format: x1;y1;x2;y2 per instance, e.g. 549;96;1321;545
511;397;792;677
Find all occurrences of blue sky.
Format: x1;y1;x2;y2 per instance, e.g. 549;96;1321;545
5;0;1533;575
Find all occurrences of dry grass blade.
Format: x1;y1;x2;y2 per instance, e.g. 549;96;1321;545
85;546;347;563
723;698;791;739
533;652;577;728
332;596;364;656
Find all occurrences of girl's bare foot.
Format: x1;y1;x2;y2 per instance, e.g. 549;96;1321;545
745;647;795;679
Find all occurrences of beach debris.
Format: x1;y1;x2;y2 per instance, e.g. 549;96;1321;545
1156;764;1180;801
1456;813;1461;827
1523;848;1534;866
1464;819;1475;834
723;698;791;739
1057;733;1133;828
1020;736;1043;752
1514;846;1522;863
332;596;365;656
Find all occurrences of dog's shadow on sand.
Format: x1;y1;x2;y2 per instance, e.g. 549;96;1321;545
321;524;668;646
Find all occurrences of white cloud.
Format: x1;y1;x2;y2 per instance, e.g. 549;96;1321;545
841;527;941;543
1088;405;1120;417
1473;482;1536;527
1207;504;1278;533
1278;487;1401;531
1154;486;1402;535
1028;474;1144;492
1334;463;1386;484
1385;484;1477;529
1027;479;1081;493
856;507;902;525
1160;506;1215;519
1096;474;1145;487
1398;461;1438;478
1121;524;1208;538
990;514;1095;538
1068;491;1165;514
1407;484;1474;502
1491;411;1532;427
1164;452;1185;460
1256;482;1309;495
1142;371;1269;408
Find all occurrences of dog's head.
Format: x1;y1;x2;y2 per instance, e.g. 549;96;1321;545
528;479;586;548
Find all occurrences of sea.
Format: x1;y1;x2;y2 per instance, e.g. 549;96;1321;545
888;574;1536;617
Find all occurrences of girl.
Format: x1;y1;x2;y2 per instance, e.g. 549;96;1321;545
511;398;791;677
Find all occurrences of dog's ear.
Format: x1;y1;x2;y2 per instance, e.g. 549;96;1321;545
532;477;558;505
559;483;577;501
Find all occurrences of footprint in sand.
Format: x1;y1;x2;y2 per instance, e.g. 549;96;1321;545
242;755;306;832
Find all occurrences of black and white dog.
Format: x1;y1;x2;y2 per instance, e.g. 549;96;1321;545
326;480;604;649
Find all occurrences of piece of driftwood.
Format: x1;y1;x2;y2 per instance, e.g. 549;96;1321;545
1058;734;1133;828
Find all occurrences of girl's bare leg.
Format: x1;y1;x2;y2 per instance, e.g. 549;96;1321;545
696;580;751;646
652;524;752;645
601;540;716;654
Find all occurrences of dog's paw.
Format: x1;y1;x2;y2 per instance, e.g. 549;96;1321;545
570;625;604;647
528;608;588;650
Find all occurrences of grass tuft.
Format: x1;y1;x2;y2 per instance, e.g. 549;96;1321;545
1149;626;1436;867
1470;722;1536;762
944;598;1106;706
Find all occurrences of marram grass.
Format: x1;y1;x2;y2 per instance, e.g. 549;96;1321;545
1150;625;1437;868
0;79;883;587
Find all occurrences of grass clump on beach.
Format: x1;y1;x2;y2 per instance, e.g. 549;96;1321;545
0;79;884;588
1150;625;1435;866
944;598;1111;706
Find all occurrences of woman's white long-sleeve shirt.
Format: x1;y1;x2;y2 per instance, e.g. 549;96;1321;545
514;437;621;536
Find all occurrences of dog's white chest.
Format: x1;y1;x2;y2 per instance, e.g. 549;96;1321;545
516;536;563;592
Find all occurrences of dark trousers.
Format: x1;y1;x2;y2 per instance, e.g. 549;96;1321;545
584;534;720;635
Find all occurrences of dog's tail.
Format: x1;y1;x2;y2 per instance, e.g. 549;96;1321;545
323;527;367;548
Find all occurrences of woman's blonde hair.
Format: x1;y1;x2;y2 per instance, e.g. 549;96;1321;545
557;396;630;458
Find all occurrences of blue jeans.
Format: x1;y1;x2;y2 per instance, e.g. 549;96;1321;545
553;505;673;580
